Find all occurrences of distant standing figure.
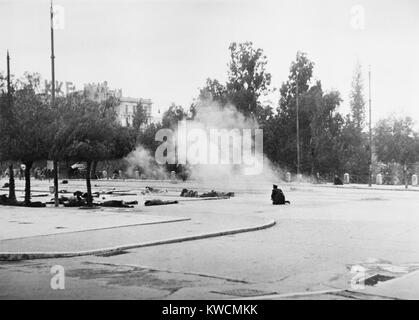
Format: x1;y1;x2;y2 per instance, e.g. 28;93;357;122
20;164;25;180
102;169;108;180
271;185;290;205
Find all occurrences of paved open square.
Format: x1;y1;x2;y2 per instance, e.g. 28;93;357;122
0;178;418;299
1;0;419;305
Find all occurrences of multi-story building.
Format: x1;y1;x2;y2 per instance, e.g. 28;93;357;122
83;81;152;127
115;96;152;127
84;81;122;102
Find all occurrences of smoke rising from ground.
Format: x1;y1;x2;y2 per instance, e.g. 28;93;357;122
125;98;287;187
184;99;280;186
125;145;169;180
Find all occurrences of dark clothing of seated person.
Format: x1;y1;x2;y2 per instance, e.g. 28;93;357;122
271;185;290;205
333;175;343;185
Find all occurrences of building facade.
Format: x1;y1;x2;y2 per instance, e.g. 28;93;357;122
115;96;152;127
83;81;152;127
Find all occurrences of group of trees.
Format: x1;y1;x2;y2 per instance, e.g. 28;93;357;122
374;116;419;185
2;40;419;204
0;73;135;207
194;42;272;125
135;42;419;183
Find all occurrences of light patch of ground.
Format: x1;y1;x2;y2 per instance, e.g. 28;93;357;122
0;205;188;240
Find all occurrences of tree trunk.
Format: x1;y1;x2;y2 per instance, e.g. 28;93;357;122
91;160;98;180
53;160;59;207
8;163;16;202
85;161;93;207
65;160;70;179
310;154;315;183
309;139;315;182
24;161;33;206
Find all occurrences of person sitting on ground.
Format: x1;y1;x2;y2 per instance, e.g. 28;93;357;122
333;175;343;185
271;185;290;205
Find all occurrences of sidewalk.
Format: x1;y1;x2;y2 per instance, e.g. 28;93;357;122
0;205;189;241
0;196;275;261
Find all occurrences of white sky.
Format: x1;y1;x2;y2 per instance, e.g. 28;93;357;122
1;0;418;122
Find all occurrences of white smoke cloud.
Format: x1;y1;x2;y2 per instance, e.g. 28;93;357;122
125;97;288;187
175;98;282;187
124;145;169;180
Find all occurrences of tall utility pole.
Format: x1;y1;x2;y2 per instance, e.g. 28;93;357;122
368;66;372;187
6;51;11;102
6;50;16;201
50;1;59;207
296;74;301;179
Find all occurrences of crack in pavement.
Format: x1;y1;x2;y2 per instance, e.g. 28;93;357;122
82;261;252;284
329;290;400;300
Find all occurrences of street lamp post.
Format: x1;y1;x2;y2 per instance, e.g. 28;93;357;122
6;50;16;201
368;66;372;187
296;73;301;180
50;1;59;207
6;51;11;104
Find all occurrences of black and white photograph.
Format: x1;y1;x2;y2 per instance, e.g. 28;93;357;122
0;0;419;304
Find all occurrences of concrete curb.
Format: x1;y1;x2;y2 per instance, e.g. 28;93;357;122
0;220;276;261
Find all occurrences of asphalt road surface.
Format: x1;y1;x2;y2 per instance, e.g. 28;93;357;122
1;180;418;299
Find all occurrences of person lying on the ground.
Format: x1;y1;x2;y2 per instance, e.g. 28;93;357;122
29;193;50;197
146;186;160;193
63;195;86;207
26;201;46;207
58;197;138;208
0;194;45;207
46;196;70;205
141;186;167;195
180;188;199;197
125;200;138;205
144;199;178;206
98;188;116;195
99;200;134;208
271;185;290;205
0;194;16;205
199;190;235;198
181;188;233;198
73;191;83;197
73;190;99;198
0;194;8;204
83;192;100;198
